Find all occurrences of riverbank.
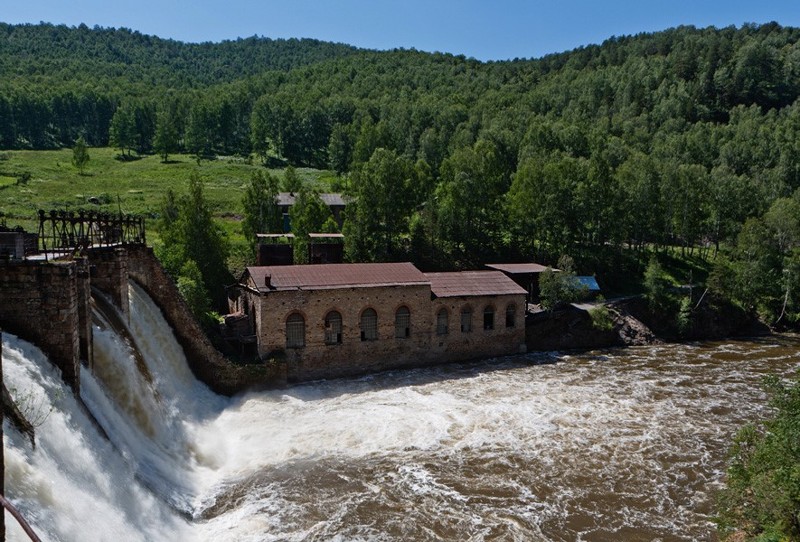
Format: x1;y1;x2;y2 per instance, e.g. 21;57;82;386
525;294;770;352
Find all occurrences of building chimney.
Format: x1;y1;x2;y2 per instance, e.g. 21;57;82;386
265;274;271;288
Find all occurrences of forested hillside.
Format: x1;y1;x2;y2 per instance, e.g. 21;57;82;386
4;21;800;324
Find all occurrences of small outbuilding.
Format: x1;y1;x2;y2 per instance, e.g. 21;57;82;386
255;233;295;266
575;276;602;299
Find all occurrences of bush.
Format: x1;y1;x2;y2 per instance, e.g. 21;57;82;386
589;301;615;331
716;375;800;540
539;255;588;311
644;257;672;312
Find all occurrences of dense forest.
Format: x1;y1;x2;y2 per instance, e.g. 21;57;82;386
4;22;800;324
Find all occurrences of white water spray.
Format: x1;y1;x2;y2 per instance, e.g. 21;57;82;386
3;334;192;541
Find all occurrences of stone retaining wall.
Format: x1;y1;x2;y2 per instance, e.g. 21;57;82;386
88;247;129;318
124;245;283;395
0;259;85;391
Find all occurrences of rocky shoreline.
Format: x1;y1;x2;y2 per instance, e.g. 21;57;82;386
525;295;770;352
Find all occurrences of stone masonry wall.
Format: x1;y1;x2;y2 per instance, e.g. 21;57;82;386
0;260;82;391
88;247;129;318
256;284;434;381
251;286;528;382
124;245;283;395
75;258;93;367
430;294;527;362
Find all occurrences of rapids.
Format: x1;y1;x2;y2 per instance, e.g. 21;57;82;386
3;282;799;541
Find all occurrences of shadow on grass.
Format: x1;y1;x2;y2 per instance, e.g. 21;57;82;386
114;153;143;162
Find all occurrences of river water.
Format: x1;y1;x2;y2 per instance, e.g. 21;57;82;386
3;283;799;541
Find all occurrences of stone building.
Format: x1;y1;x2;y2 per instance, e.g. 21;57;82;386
230;262;527;382
426;271;527;361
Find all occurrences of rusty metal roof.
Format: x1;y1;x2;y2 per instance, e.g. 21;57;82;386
425;271;527;298
245;262;429;292
276;192;348;207
485;263;552;274
320;193;348;207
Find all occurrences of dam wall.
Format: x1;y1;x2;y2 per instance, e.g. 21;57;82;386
0;258;88;392
0;246;283;397
124;245;283;395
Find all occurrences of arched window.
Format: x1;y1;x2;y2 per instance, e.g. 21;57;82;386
395;306;411;338
361;308;378;341
286;313;305;348
461;307;472;333
436;308;449;335
324;311;342;345
506;304;516;328
483;306;495;331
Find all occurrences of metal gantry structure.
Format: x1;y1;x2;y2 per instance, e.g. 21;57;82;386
37;209;146;258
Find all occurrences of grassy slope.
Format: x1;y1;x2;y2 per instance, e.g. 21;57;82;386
0;147;337;235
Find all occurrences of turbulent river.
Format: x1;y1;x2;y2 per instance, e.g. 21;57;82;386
3;282;800;541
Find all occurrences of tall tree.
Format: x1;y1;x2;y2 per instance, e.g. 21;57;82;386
282;165;302;192
328;122;354;175
289;186;333;264
153;106;179;163
344;148;416;262
434;139;513;266
241;170;282;248
157;173;231;309
185;99;218;158
108;103;137;158
71;136;89;175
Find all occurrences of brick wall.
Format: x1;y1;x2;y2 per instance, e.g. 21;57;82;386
249;285;527;382
431;295;527;361
254;284;431;381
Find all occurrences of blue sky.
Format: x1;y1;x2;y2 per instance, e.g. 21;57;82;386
5;0;800;61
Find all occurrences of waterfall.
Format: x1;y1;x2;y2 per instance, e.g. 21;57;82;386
3;333;192;541
86;284;227;512
4;281;227;540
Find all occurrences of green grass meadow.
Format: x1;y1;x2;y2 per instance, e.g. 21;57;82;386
0;147;338;241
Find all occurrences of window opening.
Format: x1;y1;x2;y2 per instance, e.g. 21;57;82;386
361;308;378;341
483;306;494;331
395;306;411;338
506;304;516;328
436;308;449;335
286;313;305;348
325;311;343;345
461;307;472;333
